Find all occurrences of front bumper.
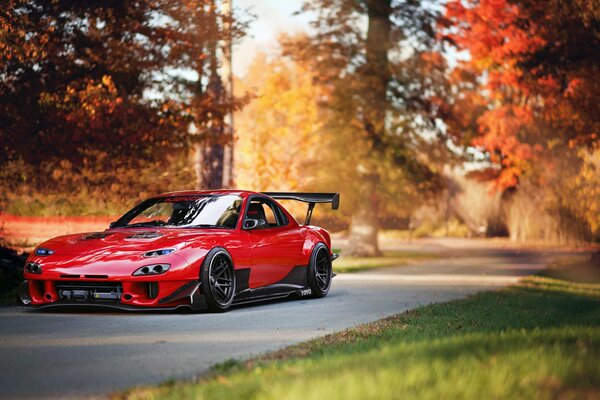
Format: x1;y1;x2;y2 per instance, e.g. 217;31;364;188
17;280;207;311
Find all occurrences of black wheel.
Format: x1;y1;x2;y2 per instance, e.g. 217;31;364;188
200;248;236;312
307;243;332;298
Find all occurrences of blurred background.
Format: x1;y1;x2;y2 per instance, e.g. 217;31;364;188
0;0;598;256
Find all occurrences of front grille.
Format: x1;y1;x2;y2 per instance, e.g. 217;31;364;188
147;282;158;299
56;281;122;303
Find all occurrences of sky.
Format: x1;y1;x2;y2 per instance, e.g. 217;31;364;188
232;0;312;77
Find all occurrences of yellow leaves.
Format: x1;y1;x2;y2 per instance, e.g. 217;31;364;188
235;54;324;192
101;75;112;88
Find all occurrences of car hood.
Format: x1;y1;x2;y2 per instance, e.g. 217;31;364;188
37;228;224;256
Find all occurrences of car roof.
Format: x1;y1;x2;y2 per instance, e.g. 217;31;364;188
155;189;259;198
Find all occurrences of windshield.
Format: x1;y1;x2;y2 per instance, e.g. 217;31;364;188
115;195;243;229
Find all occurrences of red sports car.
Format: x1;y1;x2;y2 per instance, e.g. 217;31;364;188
17;190;339;312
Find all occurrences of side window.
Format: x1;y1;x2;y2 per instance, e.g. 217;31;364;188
245;198;285;228
263;203;277;226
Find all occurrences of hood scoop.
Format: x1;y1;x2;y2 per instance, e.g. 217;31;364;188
82;232;113;240
127;231;163;239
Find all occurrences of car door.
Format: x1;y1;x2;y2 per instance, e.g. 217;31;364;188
243;196;304;288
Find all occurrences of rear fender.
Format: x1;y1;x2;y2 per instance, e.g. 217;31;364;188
301;226;331;261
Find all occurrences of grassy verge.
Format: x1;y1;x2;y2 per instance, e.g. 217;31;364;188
333;250;438;273
121;275;600;400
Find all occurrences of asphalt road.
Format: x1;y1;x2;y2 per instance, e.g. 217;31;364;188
0;245;556;399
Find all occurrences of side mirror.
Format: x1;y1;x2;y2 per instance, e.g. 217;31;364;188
109;221;118;228
243;219;259;230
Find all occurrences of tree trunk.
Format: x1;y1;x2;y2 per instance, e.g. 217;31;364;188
221;0;234;188
202;131;225;189
347;174;381;256
197;0;226;190
346;0;391;257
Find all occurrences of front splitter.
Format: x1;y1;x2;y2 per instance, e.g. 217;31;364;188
25;302;194;312
17;280;208;312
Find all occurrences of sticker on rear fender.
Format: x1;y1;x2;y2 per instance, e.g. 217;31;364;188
300;288;312;296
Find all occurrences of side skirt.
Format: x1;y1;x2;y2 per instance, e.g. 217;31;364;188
232;287;313;306
232;265;312;305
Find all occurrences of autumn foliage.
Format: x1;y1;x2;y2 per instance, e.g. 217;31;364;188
441;0;599;241
0;0;243;214
442;0;598;188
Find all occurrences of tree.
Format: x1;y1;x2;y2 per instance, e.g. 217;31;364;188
235;52;324;192
168;0;244;189
1;1;180;166
287;0;446;256
442;0;599;188
0;1;247;199
442;0;600;242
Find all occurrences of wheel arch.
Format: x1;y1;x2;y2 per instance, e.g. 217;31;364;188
199;246;233;277
306;241;333;298
301;227;332;262
199;246;236;312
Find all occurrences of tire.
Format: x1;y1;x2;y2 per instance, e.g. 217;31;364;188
307;242;332;298
200;247;236;312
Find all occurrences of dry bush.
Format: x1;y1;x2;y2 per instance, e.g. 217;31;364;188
0;152;195;216
504;182;564;243
503;149;600;244
448;172;504;236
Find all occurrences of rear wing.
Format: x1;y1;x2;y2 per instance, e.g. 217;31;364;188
262;192;340;225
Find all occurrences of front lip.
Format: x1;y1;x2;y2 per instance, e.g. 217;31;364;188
27;303;192;311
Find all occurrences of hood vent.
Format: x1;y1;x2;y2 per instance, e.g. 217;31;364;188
82;232;113;240
127;232;163;239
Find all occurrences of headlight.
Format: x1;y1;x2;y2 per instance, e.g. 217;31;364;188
35;248;54;256
132;264;170;276
143;248;175;257
25;262;42;274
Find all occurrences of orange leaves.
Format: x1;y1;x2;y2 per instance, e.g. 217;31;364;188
441;0;599;190
420;51;444;69
446;0;545;67
52;76;123;127
446;0;543;106
564;78;583;99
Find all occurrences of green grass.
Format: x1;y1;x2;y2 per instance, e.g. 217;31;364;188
333;250;438;273
120;275;600;400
